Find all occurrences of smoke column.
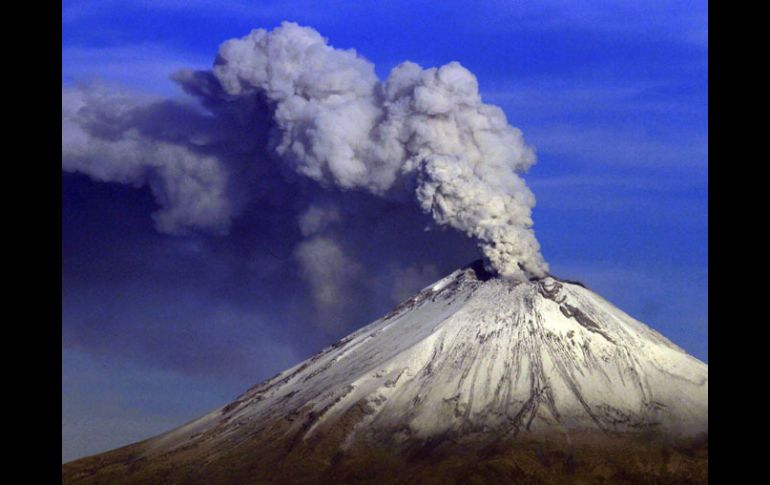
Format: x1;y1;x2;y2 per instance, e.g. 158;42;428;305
63;21;548;281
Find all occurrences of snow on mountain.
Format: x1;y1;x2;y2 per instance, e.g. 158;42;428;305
145;260;707;458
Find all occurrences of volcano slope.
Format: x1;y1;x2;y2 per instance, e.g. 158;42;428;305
63;261;708;484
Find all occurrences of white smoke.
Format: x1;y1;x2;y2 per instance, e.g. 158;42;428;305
298;204;342;237
294;235;363;331
62;86;233;235
62;21;548;280
390;264;440;303
211;22;547;279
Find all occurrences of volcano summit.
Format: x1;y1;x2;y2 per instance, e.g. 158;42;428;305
63;261;708;484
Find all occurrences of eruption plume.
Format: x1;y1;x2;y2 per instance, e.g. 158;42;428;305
62;21;548;280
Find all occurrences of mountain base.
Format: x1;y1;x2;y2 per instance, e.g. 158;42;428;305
63;426;707;485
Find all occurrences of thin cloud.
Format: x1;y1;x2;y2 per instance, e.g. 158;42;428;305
63;0;330;24
527;124;707;169
454;0;708;47
63;45;211;94
482;79;706;120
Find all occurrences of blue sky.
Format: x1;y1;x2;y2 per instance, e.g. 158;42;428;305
62;0;708;463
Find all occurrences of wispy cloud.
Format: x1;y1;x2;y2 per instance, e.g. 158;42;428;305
63;1;707;49
483;78;706;121
456;0;708;47
62;44;211;94
479;72;707;172
529;174;706;192
526;124;707;169
63;0;330;24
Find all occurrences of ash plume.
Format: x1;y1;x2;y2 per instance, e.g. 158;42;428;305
62;21;548;280
62;87;233;235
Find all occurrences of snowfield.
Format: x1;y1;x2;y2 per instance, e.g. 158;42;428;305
148;261;707;456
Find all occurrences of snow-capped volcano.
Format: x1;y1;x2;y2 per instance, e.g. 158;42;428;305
63;261;708;484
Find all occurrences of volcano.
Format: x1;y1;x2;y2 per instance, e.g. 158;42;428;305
63;261;708;484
